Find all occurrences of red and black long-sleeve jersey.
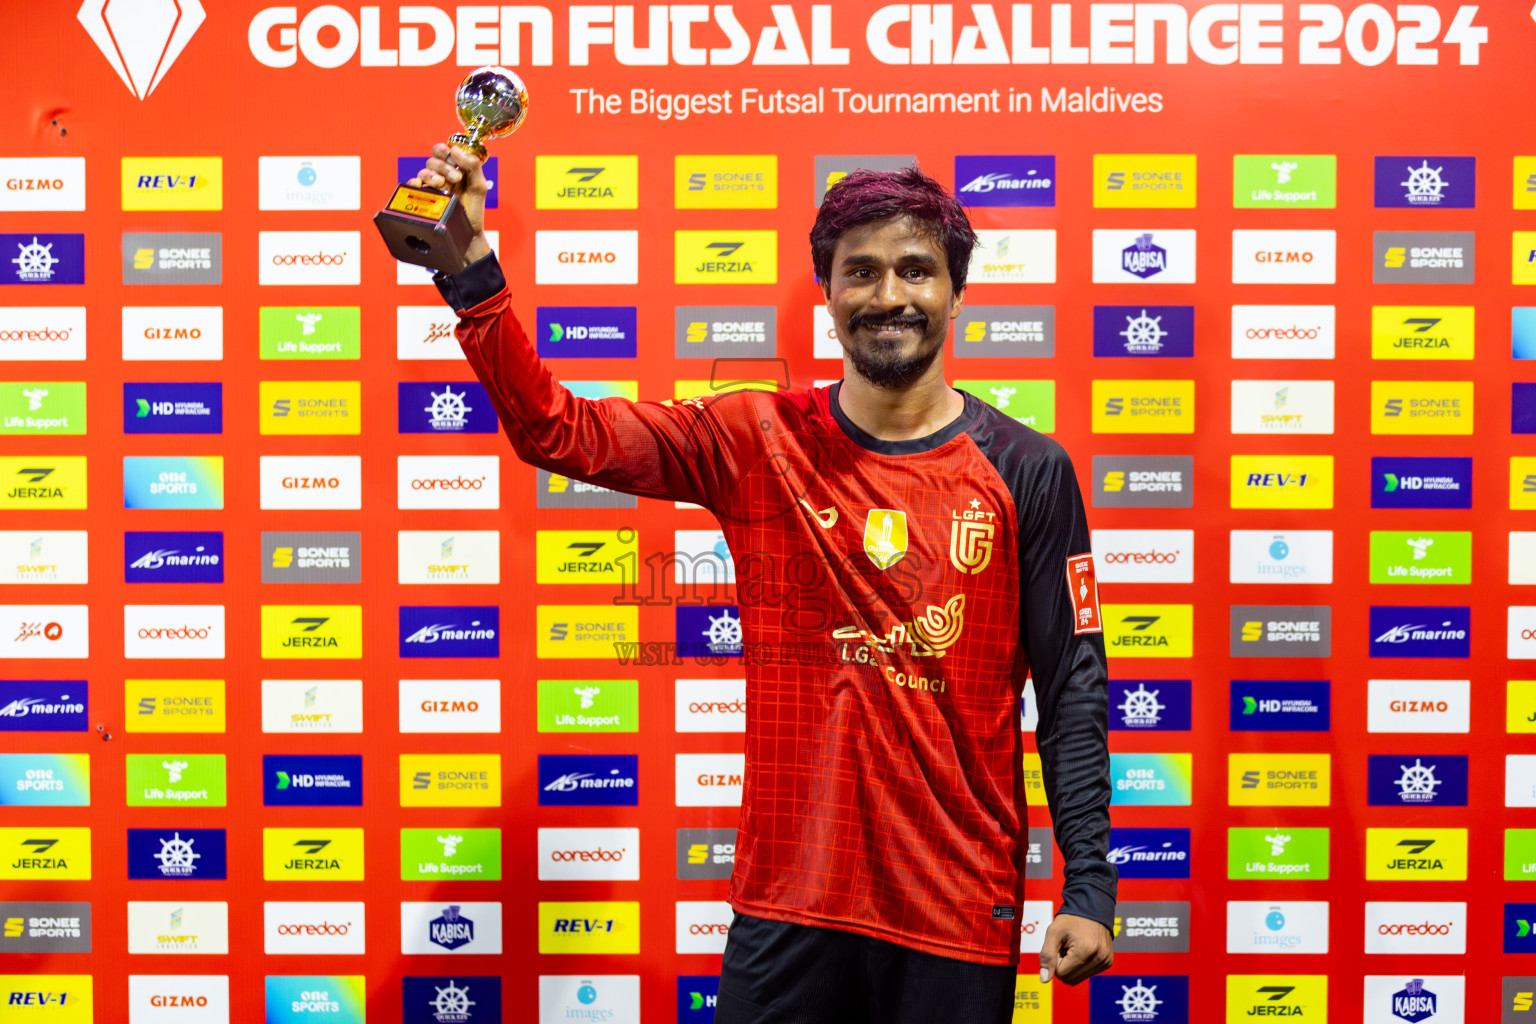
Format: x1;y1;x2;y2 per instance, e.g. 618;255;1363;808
438;255;1116;965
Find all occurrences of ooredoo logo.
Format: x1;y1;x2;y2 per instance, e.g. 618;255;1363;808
1364;902;1465;954
1091;530;1194;584
675;679;747;732
123;605;224;660
262;901;366;954
78;0;205;99
398;456;499;510
676;901;733;954
258;232;361;286
1231;305;1336;360
537;828;641;881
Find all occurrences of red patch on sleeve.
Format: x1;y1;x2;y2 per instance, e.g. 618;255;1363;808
1065;553;1102;634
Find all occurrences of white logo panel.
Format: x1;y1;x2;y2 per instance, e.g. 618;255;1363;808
675;900;732;954
124;605;225;659
122;306;223;361
1510;607;1536;659
675;753;745;807
1363;902;1466;954
538;976;640;1024
1362;975;1464;1024
128;973;230;1024
1367;680;1470;733
260;456;362;510
0;531;89;584
673;530;735;585
813;306;841;360
0;307;86;361
398;530;500;585
1019;900;1053;954
127;901;229;955
1091;229;1196;284
398;456;499;510
1229;531;1334;585
258;156;361;211
1231;305;1335;359
1230;380;1335;434
263;901;366;954
1090;530;1193;584
396;306;467;361
77;0;205;100
968;230;1057;284
675;679;747;733
1512;534;1536;585
258;231;361;286
1225;901;1329;954
0;605;89;659
1232;230;1337;284
398;679;500;733
535;231;638;285
537;828;641;881
0;158;86;211
400;901;502;954
260;679;363;733
1507;755;1536;808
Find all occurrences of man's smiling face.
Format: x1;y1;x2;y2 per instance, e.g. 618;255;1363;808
823;214;964;390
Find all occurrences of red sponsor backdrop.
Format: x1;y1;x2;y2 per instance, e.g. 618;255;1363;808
3;1;1535;1020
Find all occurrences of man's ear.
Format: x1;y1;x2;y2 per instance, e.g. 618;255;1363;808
821;277;833;307
950;286;965;320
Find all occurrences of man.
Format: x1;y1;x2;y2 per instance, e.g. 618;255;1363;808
415;148;1115;1023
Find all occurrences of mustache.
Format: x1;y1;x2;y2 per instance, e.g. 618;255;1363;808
847;310;928;334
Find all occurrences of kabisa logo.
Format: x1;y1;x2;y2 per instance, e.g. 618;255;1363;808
78;0;204;99
1092;306;1194;358
1088;973;1189;1022
398;382;497;434
1121;232;1167;278
401;901;502;955
1367;755;1469;807
428;906;475;951
954;155;1055;207
1;234;85;286
399;607;499;659
1375;156;1476;209
122;382;223;434
538;755;639;807
263;754;362;807
1230;680;1330;732
124;531;223;584
403;975;502;1024
1369;606;1470;658
127;828;226;880
1372;456;1472;509
1110;680;1192;731
535;306;638;359
0;681;86;733
1102;230;1194;283
1105;828;1191;879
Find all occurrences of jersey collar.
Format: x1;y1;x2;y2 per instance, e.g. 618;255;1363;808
827;381;981;455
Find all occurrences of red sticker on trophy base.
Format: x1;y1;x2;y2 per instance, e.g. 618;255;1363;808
1065;553;1102;635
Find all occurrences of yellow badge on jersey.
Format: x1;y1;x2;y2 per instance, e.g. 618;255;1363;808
863;509;909;570
263;827;365;880
1365;827;1467;880
538;901;641;954
0;827;91;880
1225;976;1327;1022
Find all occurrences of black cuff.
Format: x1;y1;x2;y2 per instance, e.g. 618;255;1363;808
433;252;505;312
1057;857;1119;933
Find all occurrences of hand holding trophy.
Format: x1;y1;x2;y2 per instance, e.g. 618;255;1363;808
374;65;528;274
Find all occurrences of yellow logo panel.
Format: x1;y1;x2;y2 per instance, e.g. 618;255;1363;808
0;975;92;1022
1517;231;1536;284
0;827;90;880
1229;754;1331;806
1011;974;1052;1021
863;509;908;571
259;381;362;435
535;530;639;585
124;679;225;733
1020;752;1046;807
263;827;365;880
400;754;502;807
535;156;639;210
1091;380;1195;434
1514;458;1536;510
0;457;86;510
675;155;778;209
1509;681;1536;732
1225;976;1326;1022
1230;455;1334;510
1093;154;1197;208
1370;306;1474;359
1365;827;1467;880
1371;380;1473;434
675;231;777;284
260;605;362;659
672;379;779;401
537;605;639;659
538;901;640;954
1516;157;1536;209
121;156;223;210
1103;604;1193;658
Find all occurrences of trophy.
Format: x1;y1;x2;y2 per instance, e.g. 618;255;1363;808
374;65;528;274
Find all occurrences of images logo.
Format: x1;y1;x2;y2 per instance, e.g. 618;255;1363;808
536;156;639;209
122;232;220;285
539;755;638;807
1105;828;1191;879
1375;231;1476;284
1369;531;1471;584
1228;530;1333;585
1369;606;1470;658
1;234;85;286
120;157;221;211
1093;229;1196;283
1373;456;1472;510
1227;828;1329;881
1230;606;1332;657
1225;902;1329;954
0;681;86;733
77;0;204;99
123;455;223;510
1091;380;1195;434
125;531;223;584
0;382;84;436
127;828;226;880
1375;155;1476;208
1231;229;1337;284
1092;456;1193;509
259;605;362;659
535;230;639;285
263;755;362;807
1228;754;1331;806
1109;680;1191;731
676;154;778;209
1094;154;1196;208
1103;605;1193;658
1232;154;1336;208
258;156;362;211
1229;680;1330;731
955;155;1055;207
1091;306;1194;358
1367;755;1469;807
1230;455;1334;509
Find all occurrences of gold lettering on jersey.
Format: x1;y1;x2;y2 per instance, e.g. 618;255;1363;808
949;506;997;575
834;593;966;661
863;509;908;570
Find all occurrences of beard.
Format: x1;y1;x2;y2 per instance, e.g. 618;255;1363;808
842;310;943;390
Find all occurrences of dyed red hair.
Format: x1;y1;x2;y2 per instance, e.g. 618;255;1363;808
810;165;979;291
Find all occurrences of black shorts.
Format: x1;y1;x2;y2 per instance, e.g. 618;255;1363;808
714;912;1018;1024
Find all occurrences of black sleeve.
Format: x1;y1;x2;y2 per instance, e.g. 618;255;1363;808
1016;443;1117;930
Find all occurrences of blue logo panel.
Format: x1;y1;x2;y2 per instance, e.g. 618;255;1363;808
1366;754;1468;807
1368;606;1470;658
1516;382;1536;435
1507;904;1536;953
401;977;501;1024
397;382;498;434
1374;156;1475;208
0;681;86;732
1514;308;1536;359
1110;680;1192;731
1106;828;1191;879
535;307;638;359
263;754;363;807
399;606;500;658
122;382;223;434
127;827;227;879
0;233;85;284
1370;457;1472;509
1229;680;1332;732
538;754;639;807
123;455;224;509
677;976;720;1023
125;531;224;584
1092;306;1195;357
954;155;1056;207
675;605;743;659
265;977;366;1024
398;156;497;208
1089;975;1189;1024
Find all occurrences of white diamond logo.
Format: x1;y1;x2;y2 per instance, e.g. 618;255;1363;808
77;0;206;100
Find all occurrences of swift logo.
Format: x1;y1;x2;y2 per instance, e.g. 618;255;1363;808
77;0;205;100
